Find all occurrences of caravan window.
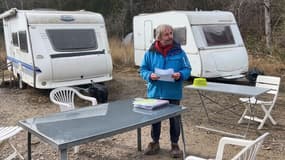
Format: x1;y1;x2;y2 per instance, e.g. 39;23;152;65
153;27;186;45
12;32;19;46
202;25;235;46
19;31;28;53
174;27;186;45
47;29;98;52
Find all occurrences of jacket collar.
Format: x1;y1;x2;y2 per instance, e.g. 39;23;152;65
149;41;182;56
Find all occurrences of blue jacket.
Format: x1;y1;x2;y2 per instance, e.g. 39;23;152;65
140;42;191;100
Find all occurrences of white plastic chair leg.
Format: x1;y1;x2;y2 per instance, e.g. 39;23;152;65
258;104;277;129
262;104;277;125
4;152;17;160
5;141;24;160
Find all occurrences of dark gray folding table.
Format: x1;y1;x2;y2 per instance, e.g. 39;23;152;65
185;82;269;138
18;99;187;160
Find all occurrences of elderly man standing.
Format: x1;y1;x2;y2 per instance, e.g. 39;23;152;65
140;24;191;158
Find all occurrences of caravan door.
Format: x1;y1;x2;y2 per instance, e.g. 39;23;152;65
144;21;153;49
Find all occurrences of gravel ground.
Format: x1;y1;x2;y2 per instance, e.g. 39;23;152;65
0;67;284;160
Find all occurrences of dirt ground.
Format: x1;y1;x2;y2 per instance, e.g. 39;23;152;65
0;67;285;160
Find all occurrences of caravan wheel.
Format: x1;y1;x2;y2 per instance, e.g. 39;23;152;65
88;83;108;103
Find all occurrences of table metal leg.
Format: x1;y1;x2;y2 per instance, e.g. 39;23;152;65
243;97;257;138
179;116;187;159
59;148;68;160
27;132;31;160
137;128;142;151
197;91;210;121
196;125;245;138
196;91;247;138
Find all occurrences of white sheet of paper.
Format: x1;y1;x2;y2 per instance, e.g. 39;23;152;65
155;68;174;82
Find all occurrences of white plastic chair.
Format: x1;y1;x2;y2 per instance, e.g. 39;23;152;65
49;87;97;153
50;87;97;112
186;132;269;160
238;75;280;129
0;126;24;160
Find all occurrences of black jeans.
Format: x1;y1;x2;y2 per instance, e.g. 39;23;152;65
151;99;181;144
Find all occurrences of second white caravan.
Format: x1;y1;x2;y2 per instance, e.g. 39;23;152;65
0;8;112;89
133;11;248;79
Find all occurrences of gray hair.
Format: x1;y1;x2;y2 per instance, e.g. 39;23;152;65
155;24;174;40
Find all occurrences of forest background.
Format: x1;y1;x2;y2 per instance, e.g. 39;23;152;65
0;0;285;73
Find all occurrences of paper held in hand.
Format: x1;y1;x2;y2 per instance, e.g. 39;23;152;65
133;98;169;110
155;68;174;82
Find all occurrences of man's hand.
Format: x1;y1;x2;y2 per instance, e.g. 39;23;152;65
150;73;160;80
172;72;181;80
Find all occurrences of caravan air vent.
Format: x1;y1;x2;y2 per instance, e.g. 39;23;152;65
218;20;232;23
60;15;74;22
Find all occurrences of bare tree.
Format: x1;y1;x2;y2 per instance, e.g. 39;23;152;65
237;0;246;25
129;0;133;16
3;0;9;9
175;0;187;10
19;0;23;9
264;0;271;49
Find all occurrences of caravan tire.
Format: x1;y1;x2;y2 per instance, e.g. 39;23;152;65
88;83;108;103
246;68;264;85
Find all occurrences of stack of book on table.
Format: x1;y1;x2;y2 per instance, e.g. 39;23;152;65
133;98;169;110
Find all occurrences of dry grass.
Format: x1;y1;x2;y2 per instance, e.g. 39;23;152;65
249;54;285;76
0;37;6;62
0;51;5;62
109;37;134;68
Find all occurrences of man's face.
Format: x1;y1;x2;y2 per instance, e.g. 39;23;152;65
159;27;173;46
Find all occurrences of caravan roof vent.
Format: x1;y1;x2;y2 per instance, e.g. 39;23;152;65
60;15;74;22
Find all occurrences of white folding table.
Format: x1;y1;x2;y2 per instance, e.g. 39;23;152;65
185;82;269;138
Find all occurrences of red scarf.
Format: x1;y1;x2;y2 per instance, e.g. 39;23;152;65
154;41;173;57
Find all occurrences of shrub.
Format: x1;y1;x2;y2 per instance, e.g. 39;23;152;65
109;37;134;68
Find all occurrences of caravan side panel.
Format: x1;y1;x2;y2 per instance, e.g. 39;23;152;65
29;24;112;89
4;13;36;87
189;13;248;78
1;10;113;89
134;12;199;67
133;16;146;66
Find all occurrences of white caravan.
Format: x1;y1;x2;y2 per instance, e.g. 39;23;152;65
0;8;112;89
133;11;248;79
